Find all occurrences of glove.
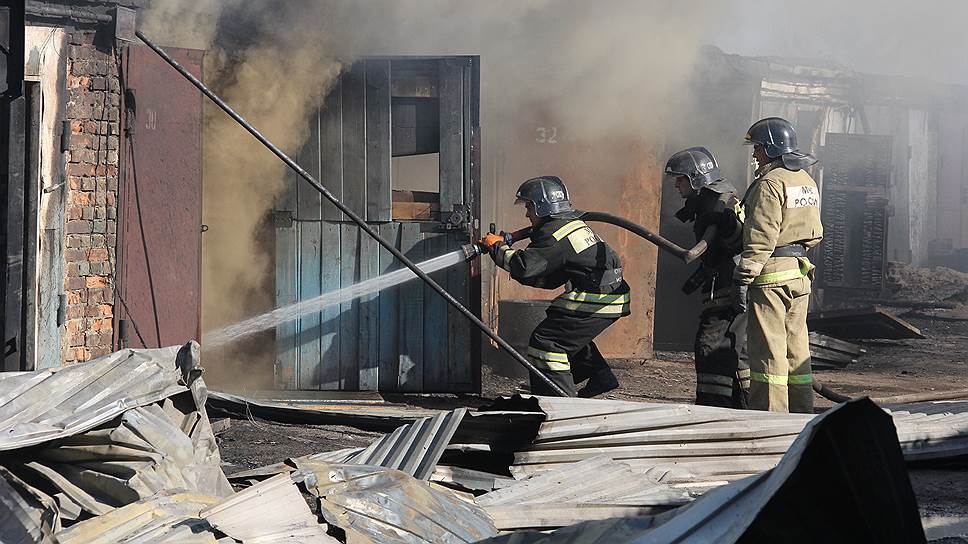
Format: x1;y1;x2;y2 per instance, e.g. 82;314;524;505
730;281;748;314
478;233;505;251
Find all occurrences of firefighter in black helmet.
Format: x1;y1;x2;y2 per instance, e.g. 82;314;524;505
481;176;629;397
736;117;823;413
666;147;749;409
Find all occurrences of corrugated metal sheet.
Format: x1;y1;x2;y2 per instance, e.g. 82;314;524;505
0;342;231;526
476;398;924;543
338;407;466;479
228;408;466;484
297;461;498;543
0;469;57;544
206;390;439;432
55;474;337;544
477;456;690;530
497;395;968;484
201;473;337;543
54;491;220;544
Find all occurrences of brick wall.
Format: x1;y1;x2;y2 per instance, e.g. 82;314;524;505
62;31;121;363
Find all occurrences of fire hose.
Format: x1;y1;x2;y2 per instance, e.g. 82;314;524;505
464;211;714;265
136;30;570;397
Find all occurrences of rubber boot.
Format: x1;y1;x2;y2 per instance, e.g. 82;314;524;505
577;368;619;398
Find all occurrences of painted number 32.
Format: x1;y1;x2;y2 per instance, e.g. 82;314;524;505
535;126;558;144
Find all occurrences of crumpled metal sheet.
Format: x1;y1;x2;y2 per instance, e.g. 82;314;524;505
477;456;690;530
0;467;58;544
228;409;467;485
202;473;337;543
55;473;338;544
477;398;925;544
491;395;968;485
0;343;200;451
297;461;498;544
0;342;232;526
53;491;220;544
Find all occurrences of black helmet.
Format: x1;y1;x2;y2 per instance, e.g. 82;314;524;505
515;176;572;218
665;147;722;190
744;117;797;158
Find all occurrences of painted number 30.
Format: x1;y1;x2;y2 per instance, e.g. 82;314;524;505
535;126;558;144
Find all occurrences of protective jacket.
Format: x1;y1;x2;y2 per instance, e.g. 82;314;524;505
492;217;631;317
734;161;823;287
676;179;743;303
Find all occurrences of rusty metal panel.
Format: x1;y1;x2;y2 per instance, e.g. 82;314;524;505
118;45;203;349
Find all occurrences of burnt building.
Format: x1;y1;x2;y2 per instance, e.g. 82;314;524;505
655;46;968;350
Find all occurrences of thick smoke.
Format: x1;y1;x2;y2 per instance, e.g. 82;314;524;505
141;0;718;386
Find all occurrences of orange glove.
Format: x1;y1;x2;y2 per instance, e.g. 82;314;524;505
478;233;505;250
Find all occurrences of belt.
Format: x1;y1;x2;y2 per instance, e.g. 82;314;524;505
771;244;807;258
573;267;624;292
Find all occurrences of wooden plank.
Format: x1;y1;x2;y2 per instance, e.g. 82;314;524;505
340;62;367;219
448;232;472;387
339;224;361;390
296;110;322;390
365;59;392;222
318;222;342;389
297;222;322;389
274;166;298;390
392;201;439;221
378;223;401;391
423;234;449;390
319;79;343;221
398;223;424;391
358;230;380;391
438;58;464;214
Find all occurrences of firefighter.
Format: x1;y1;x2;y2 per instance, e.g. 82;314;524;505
666;147;749;409
480;176;629;397
733;117;823;413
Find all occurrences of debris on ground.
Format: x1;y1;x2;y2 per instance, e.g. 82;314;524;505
2;341;966;542
886;262;968;306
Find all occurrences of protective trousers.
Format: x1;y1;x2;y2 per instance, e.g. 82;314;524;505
526;311;618;397
747;276;813;413
695;309;750;409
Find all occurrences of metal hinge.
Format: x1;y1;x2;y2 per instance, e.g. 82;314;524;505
445;204;471;231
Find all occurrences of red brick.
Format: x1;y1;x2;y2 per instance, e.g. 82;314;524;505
66;289;87;304
65;220;91;234
88;248;109;262
66;277;86;290
69;192;91;206
98;304;113;317
70;120;84;133
73;347;91;361
98;331;114;346
67;163;97;177
64;249;86;262
66;319;85;334
106;193;116;206
67;306;85;319
68;177;83;190
86;276;108;288
91;317;112;331
68;333;86;347
66;205;83;220
83;121;99;134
